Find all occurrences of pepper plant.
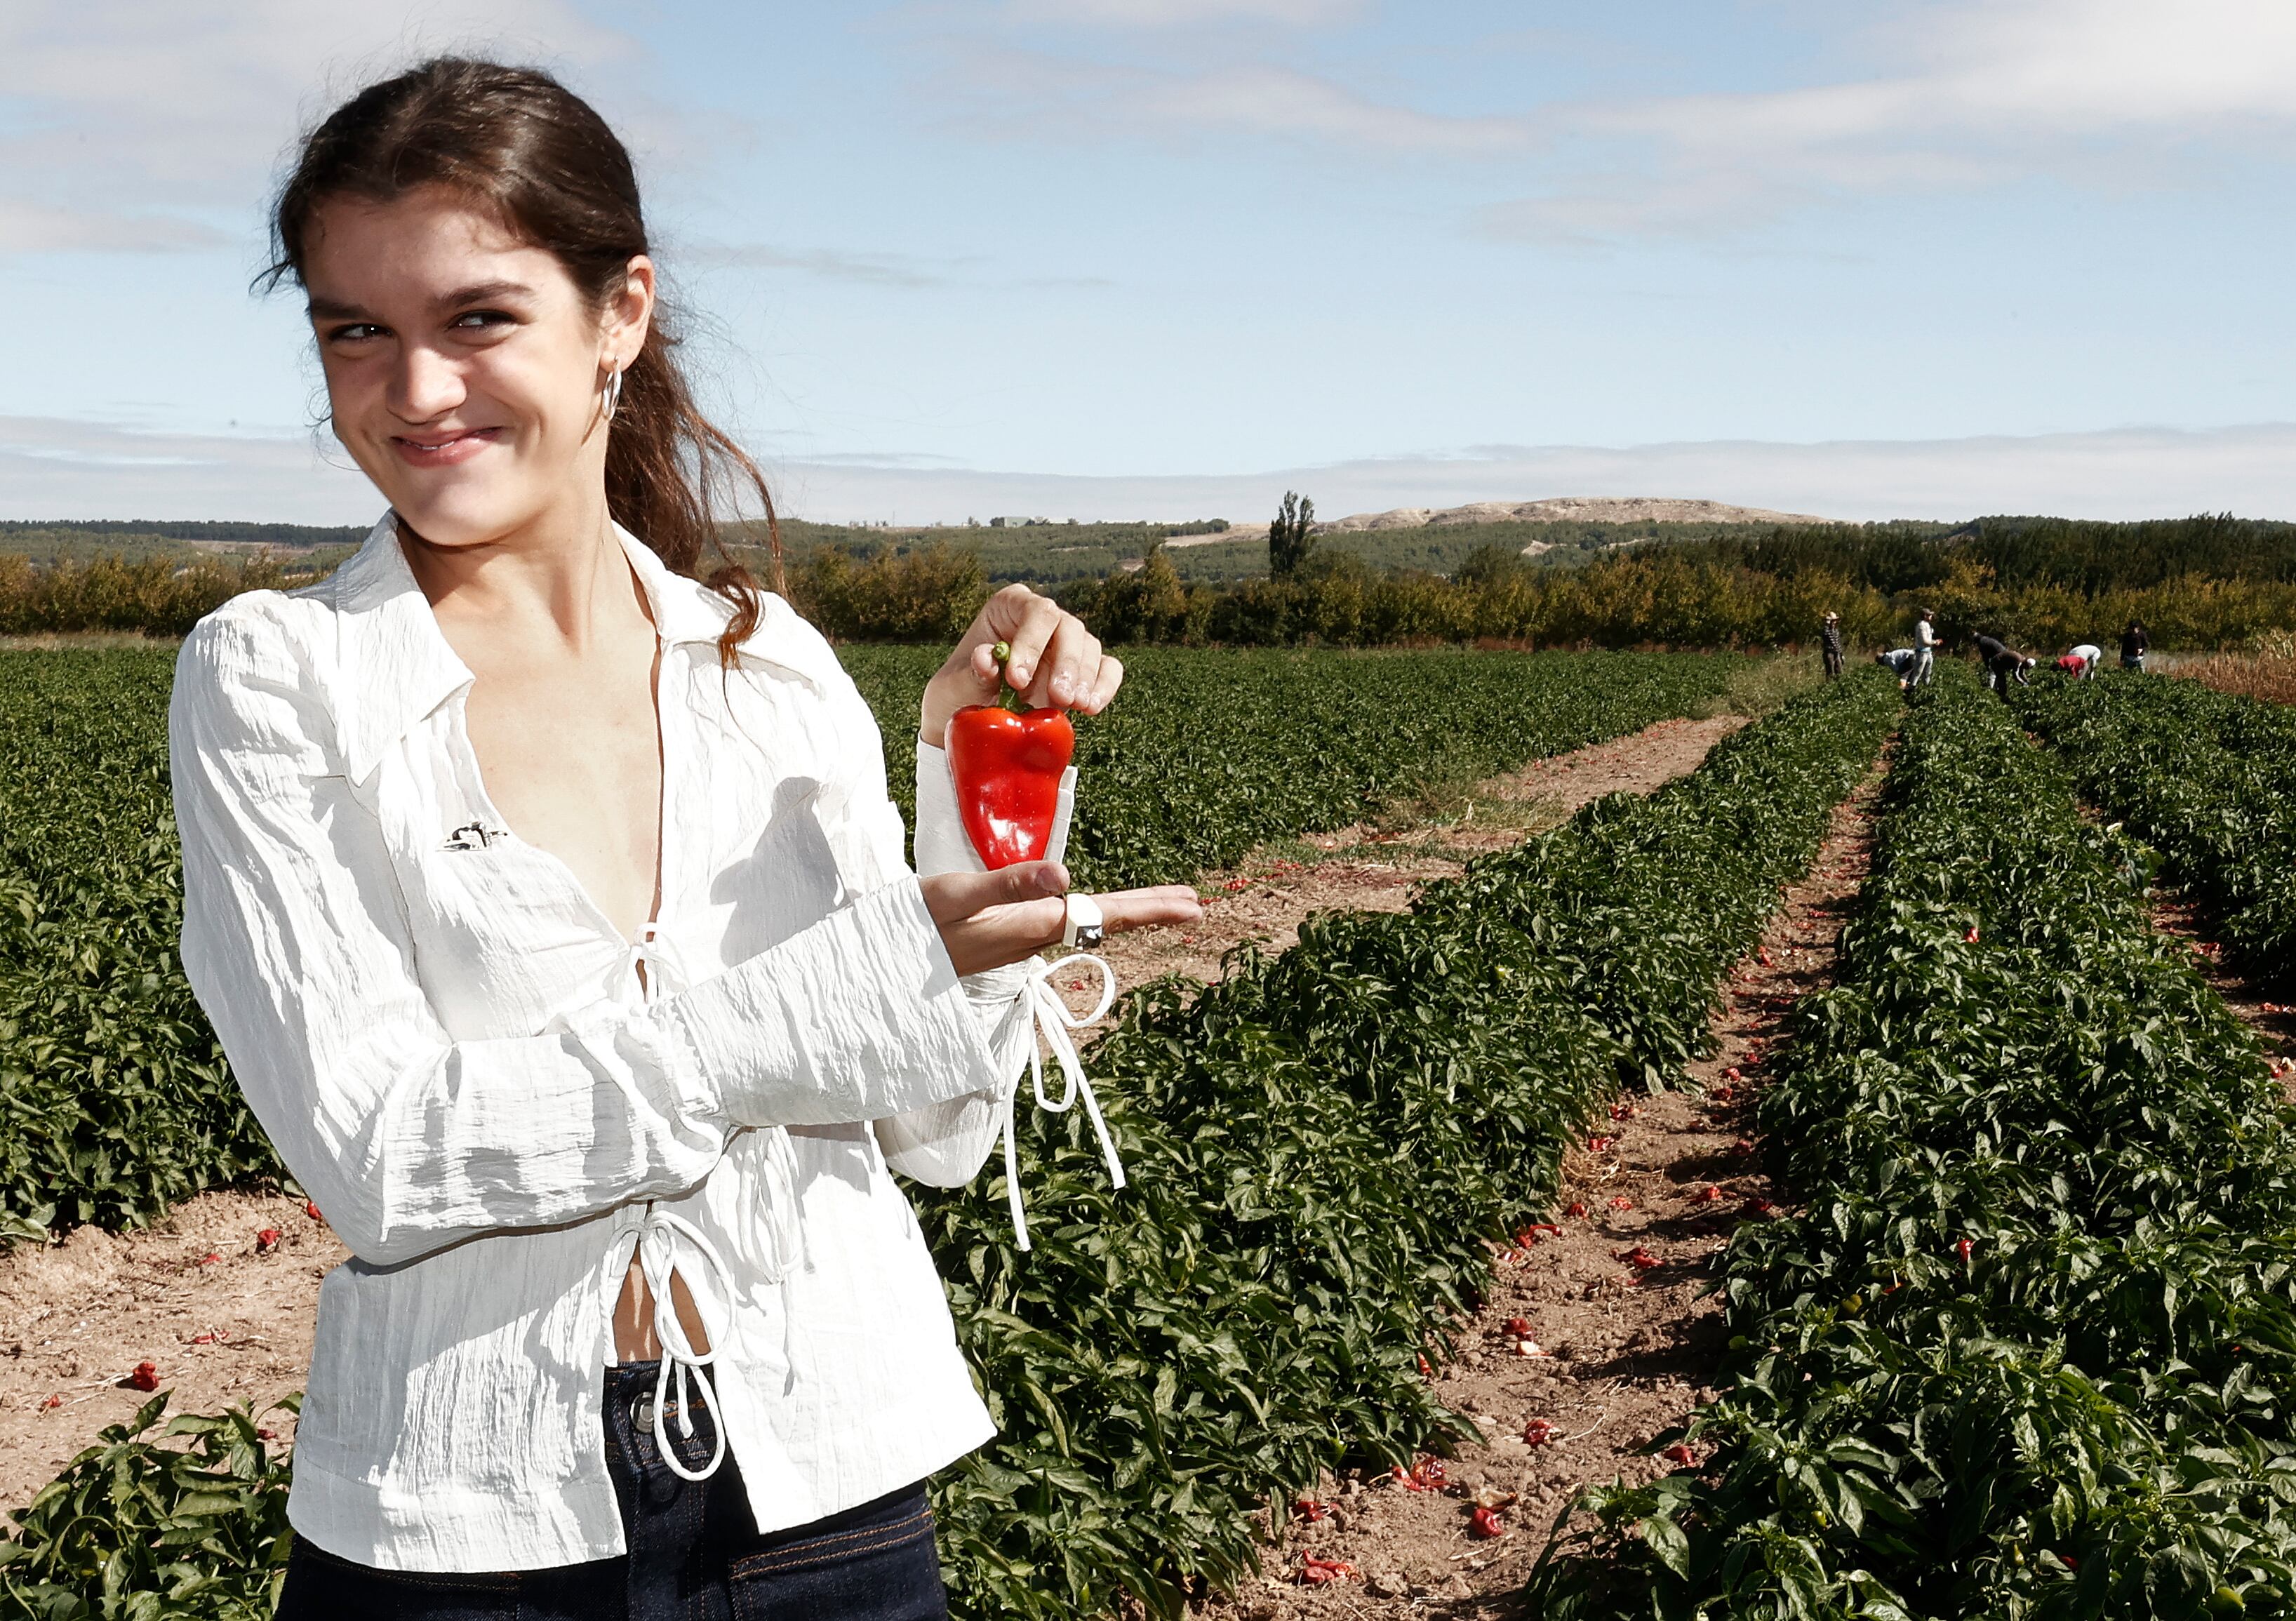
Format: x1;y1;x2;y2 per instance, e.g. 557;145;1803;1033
1533;671;2296;1620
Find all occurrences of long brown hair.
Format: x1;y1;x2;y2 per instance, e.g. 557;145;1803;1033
264;58;782;667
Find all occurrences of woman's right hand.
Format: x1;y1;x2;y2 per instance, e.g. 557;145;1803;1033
919;862;1202;978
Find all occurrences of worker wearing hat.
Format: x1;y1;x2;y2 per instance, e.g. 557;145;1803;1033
1820;611;1844;679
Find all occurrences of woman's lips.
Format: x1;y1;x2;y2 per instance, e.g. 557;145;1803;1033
389;427;505;468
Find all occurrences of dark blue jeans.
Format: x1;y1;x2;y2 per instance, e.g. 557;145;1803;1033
276;1361;948;1620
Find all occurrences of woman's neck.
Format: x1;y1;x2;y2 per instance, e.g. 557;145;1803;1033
398;486;638;655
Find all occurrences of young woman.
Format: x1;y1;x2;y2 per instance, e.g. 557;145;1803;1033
170;58;1198;1617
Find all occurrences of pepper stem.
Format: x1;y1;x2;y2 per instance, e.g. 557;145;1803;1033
988;641;1023;710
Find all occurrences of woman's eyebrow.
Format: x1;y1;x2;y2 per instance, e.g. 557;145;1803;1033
434;279;535;310
303;281;537;323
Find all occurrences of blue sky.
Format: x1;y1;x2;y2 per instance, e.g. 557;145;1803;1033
4;0;2294;523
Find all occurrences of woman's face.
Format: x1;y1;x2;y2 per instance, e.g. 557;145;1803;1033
300;185;652;549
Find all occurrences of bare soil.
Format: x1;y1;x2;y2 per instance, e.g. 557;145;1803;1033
0;711;1748;1519
2149;893;2296;1095
1096;714;1749;995
1192;775;1884;1618
0;1192;340;1509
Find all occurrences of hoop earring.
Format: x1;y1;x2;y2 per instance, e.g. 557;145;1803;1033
601;366;625;424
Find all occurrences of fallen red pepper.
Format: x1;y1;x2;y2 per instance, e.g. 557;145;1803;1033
1299;1553;1356;1585
1391;1455;1447;1491
945;643;1075;869
1504;1316;1534;1338
1293;1496;1330;1523
128;1361;159;1392
1469;1505;1507;1539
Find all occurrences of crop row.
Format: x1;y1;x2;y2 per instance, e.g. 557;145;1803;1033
1536;672;2295;1619
2015;672;2296;979
869;667;1901;1615
0;669;1899;1616
0;653;268;1244
841;646;1734;890
0;647;1727;1252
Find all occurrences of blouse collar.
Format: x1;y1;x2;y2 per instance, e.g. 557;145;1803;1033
321;512;837;781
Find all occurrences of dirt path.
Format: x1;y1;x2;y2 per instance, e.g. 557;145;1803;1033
2149;894;2296;1094
0;1191;340;1508
0;712;1749;1519
1197;773;1885;1618
1099;714;1749;993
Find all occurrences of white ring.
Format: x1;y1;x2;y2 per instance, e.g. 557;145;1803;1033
1062;892;1104;949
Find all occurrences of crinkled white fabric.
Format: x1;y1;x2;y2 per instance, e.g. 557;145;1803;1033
170;516;1044;1573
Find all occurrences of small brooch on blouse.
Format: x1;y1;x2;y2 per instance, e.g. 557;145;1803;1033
443;822;507;851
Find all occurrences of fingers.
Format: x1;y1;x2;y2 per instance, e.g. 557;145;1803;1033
987;587;1064;697
982;585;1116;714
1079;652;1124;716
1095;884;1204;933
1024;618;1103;710
919;860;1069;925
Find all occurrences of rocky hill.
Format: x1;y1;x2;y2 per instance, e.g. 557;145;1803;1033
1317;496;1835;533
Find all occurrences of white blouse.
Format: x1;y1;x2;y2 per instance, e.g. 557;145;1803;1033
169;515;1059;1573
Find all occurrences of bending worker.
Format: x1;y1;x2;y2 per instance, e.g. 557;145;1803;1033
1975;632;2036;695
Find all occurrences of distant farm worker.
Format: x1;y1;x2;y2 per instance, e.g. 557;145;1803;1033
2055;643;2104;681
1820;611;1844;679
1911;610;1939;687
1975;632;2036;695
1875;648;1918;687
167;59;1199;1616
2121;620;2149;671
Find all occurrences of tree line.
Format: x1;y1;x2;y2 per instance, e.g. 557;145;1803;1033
7;511;2295;653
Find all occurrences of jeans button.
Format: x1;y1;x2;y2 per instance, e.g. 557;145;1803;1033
631;1394;655;1433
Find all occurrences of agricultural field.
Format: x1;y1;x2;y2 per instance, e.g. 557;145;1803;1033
2018;672;2296;975
1535;672;2296;1617
6;643;2295;1620
0;645;1730;1249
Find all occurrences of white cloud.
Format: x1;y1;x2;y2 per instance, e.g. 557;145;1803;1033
763;424;2296;526
941;44;1528;154
693;243;954;288
999;0;1363;28
1137;63;1525;151
1492;0;2296;240
0;0;635;255
11;413;2294;525
0;415;375;522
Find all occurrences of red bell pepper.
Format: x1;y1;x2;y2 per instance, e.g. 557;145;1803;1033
945;642;1075;869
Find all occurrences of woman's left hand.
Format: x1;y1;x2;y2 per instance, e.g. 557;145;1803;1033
919;585;1122;748
921;862;1203;977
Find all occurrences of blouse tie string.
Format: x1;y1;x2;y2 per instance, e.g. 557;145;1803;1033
616;923;733;1481
1003;954;1125;1253
632;1205;736;1483
621;921;685;1004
